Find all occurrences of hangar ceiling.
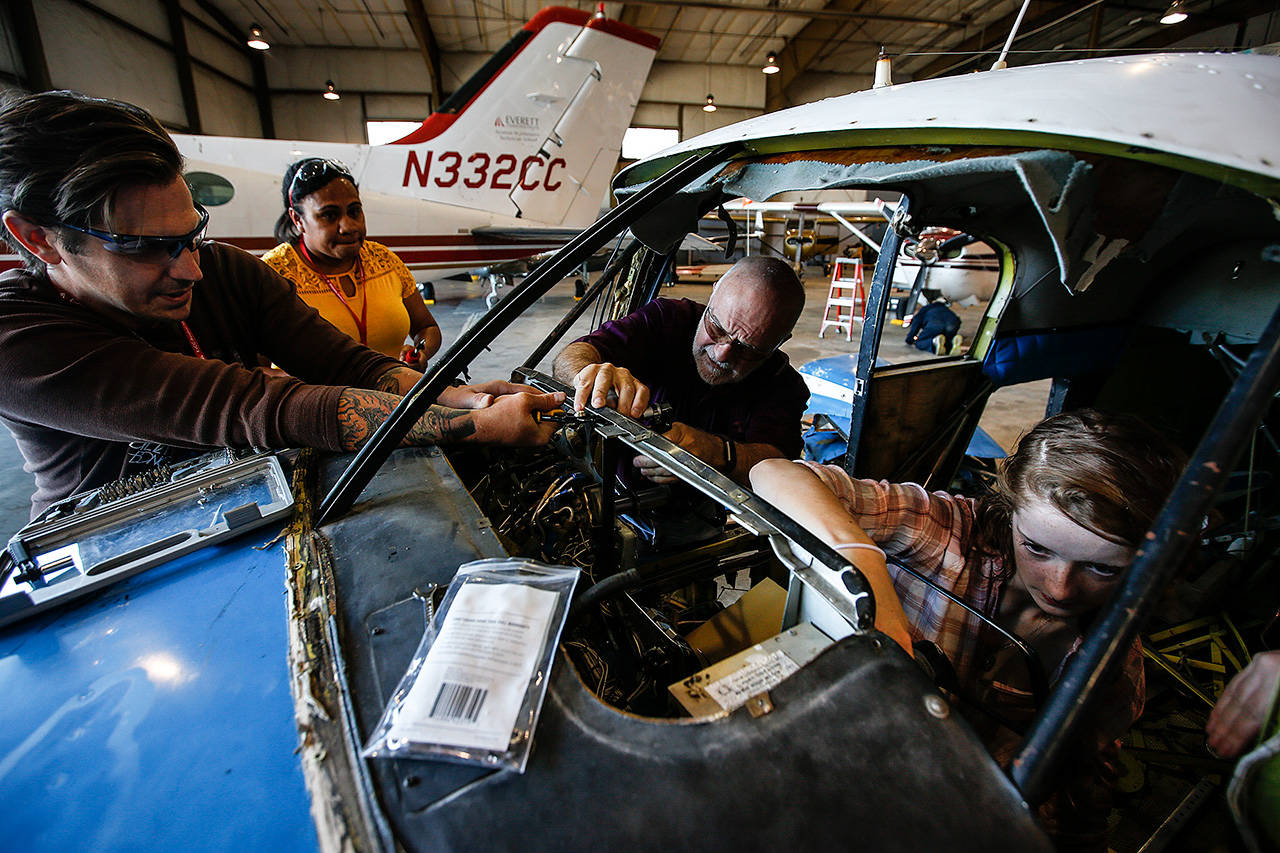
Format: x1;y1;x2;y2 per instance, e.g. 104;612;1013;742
200;0;1276;109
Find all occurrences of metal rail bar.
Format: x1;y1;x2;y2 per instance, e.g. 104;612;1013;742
317;144;741;524
516;369;876;633
1011;298;1280;804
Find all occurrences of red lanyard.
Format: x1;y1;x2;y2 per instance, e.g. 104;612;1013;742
180;321;204;358
52;279;207;359
299;243;367;345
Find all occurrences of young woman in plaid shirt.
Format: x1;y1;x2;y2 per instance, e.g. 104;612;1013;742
751;409;1187;849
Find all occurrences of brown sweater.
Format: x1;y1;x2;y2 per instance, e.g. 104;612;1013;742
0;242;400;518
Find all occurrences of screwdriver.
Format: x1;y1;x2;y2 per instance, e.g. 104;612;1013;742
534;410;575;424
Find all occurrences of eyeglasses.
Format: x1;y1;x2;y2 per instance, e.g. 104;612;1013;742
702;307;789;360
288;158;355;208
57;204;209;264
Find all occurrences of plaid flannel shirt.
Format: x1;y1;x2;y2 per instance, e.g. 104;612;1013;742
799;462;1145;848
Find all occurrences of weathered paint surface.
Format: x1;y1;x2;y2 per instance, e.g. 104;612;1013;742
0;539;316;851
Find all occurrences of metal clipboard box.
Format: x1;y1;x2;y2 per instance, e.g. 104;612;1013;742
0;451;295;628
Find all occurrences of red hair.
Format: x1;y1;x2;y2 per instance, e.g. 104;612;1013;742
973;409;1188;568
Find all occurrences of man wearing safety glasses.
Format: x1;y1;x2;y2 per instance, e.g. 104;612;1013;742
553;256;809;484
0;91;562;518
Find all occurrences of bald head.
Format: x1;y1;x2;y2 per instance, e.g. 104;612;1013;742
692;257;805;385
713;257;805;331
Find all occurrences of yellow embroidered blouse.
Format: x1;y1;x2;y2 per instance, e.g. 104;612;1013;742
262;240;417;359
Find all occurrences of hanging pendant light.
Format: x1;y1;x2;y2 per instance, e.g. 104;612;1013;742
246;24;270;50
323;80;341;101
762;51;780;74
703;94;717;112
1160;1;1188;24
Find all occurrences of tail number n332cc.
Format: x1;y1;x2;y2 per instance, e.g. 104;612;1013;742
403;151;566;191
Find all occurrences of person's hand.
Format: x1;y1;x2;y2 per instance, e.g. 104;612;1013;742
438;380;540;410
473;391;565;446
632;422;719;484
469;379;542;397
570;362;650;418
1207;651;1280;759
399;344;423;367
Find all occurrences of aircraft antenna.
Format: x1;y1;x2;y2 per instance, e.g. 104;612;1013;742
992;0;1032;70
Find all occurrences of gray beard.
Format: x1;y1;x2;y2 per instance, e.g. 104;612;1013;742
694;348;738;385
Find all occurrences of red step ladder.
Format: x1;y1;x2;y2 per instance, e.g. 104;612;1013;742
819;258;864;341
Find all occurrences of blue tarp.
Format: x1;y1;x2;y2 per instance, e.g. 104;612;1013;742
800;354;1005;464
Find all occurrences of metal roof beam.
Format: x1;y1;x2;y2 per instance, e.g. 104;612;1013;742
194;1;275;137
921;0;1276;75
402;0;444;108
1113;0;1279;49
164;0;202;133
611;0;966;28
766;0;867;112
909;1;1093;79
8;0;51;91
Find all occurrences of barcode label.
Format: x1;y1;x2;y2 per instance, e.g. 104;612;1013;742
429;681;488;723
387;581;560;753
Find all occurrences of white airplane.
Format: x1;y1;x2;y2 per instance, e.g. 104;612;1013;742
690;197;998;305
0;7;658;279
892;228;999;306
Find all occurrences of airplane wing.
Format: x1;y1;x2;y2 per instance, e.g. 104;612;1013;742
471;226;583;243
474;228;722;253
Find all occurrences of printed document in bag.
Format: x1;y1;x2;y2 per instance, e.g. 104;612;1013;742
389;582;557;752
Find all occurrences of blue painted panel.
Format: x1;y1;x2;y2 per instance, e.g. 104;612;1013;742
798;353;890;383
801;354;1005;460
0;536;316;851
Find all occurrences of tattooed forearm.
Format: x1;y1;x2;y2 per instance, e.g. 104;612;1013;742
409;405;477;444
374;365;419;395
336;388;397;451
373;372;400;394
336;388;476;451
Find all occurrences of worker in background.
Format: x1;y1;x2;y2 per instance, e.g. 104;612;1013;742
0;90;561;518
905;296;962;355
552;256;809;485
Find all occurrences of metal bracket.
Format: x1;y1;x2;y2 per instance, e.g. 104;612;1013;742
888;203;919;240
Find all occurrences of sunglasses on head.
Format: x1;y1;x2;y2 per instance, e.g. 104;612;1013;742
56;203;210;264
702;306;789;360
288;158;355;209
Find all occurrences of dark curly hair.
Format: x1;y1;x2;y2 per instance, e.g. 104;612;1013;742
0;90;182;270
972;409;1188;572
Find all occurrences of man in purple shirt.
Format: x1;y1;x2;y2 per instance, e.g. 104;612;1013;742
552;256;809;484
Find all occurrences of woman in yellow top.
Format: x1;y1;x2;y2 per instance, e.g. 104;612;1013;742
264;158;441;364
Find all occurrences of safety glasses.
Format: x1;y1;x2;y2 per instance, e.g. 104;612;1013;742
288;158;355;208
57;204;209;264
702;306;790;360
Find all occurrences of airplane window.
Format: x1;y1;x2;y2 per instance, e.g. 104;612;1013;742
367;120;422;145
184;171;235;207
623;127;679;160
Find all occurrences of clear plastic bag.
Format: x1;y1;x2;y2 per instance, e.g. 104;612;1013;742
362;558;579;773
